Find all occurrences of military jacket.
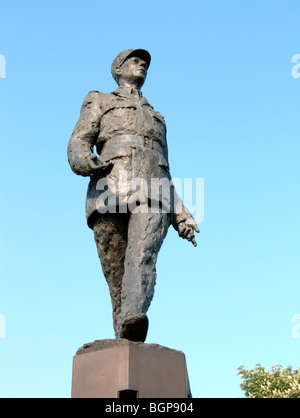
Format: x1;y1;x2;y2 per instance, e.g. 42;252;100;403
68;86;191;228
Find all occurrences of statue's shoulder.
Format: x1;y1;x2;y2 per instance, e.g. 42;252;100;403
86;90;117;103
80;90;119;115
80;90;99;108
80;90;109;111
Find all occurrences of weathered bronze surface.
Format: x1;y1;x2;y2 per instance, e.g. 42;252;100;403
68;49;199;342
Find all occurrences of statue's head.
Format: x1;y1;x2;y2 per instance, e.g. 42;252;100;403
111;49;151;88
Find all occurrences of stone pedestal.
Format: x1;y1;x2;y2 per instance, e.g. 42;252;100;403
71;339;191;398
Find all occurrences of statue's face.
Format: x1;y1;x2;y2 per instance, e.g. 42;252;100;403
118;56;147;87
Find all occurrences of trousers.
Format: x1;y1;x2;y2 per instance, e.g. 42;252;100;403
92;208;170;337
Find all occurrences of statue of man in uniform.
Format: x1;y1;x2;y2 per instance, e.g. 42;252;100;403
68;49;199;342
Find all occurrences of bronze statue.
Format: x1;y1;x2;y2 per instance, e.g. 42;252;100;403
68;49;199;342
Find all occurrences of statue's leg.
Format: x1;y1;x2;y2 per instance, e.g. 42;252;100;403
92;212;129;336
118;210;170;341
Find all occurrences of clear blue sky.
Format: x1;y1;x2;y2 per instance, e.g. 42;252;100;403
0;0;299;398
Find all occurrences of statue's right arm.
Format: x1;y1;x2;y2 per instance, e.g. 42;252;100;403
67;91;101;177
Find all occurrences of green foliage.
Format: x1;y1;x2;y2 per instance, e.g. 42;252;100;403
237;364;300;398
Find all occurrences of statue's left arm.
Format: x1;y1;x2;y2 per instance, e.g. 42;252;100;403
162;134;200;247
172;191;200;247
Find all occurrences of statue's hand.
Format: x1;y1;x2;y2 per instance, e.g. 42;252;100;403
87;154;101;171
87;154;113;175
178;218;200;247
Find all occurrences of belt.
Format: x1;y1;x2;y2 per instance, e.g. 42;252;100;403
104;134;164;154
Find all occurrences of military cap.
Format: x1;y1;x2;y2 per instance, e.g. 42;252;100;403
111;49;151;83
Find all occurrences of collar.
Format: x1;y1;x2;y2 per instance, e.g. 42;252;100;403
113;85;143;98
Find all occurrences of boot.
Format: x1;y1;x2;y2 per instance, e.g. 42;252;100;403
119;313;149;342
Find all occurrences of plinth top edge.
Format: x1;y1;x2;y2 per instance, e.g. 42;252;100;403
75;338;185;356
